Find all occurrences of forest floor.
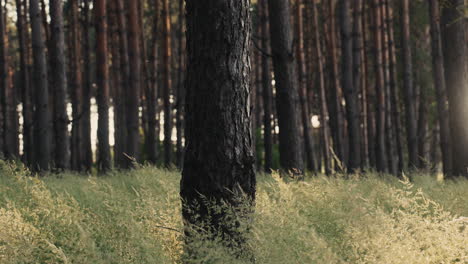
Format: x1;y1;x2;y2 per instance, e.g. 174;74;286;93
0;161;467;264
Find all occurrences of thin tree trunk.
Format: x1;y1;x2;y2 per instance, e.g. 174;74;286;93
16;0;33;164
268;0;304;174
311;1;332;175
401;0;418;169
126;0;142;166
181;0;255;259
50;0;70;170
295;0;315;172
442;0;468;178
429;0;453;176
341;0;361;172
162;0;173;166
95;0;111;172
372;0;387;172
0;0;7;159
81;0;93;171
260;0;273;173
417;80;429;168
30;0;51;171
70;0;83;171
176;0;185;167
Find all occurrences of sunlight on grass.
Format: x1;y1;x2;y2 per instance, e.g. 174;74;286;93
0;160;466;263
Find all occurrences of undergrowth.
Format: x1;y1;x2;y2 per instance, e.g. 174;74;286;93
0;161;466;263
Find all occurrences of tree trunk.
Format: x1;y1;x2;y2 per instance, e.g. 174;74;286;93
70;0;83;171
95;0;111;172
372;0;388;172
327;0;346;168
30;0;51;171
442;0;468;178
181;0;255;259
429;0;453;176
295;0;315;172
50;0;70;170
400;0;418;169
0;0;7;159
162;0;173;166
126;0;141;166
260;0;273;173
176;0;185;167
340;0;361;172
268;0;304;174
16;0;33;164
417;81;429;169
81;0;93;171
312;1;332;175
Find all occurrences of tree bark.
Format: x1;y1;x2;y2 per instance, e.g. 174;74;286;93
30;0;51;171
181;0;255;259
340;0;361;172
50;0;70;170
260;0;273;173
442;0;468;178
162;0;173;166
372;0;388;173
400;0;418;169
81;0;93;171
127;0;142;165
16;0;33;164
295;0;316;172
429;0;453;176
70;0;83;171
176;0;185;167
311;1;332;175
95;0;111;172
0;0;7;159
268;0;304;174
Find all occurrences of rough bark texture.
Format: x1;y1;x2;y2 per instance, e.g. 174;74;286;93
50;0;70;170
162;0;173;166
127;0;142;165
268;0;304;174
95;0;111;172
30;0;51;171
181;0;255;259
429;0;453;176
442;0;468;178
340;0;361;172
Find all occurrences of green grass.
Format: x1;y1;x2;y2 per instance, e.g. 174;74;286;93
0;160;467;263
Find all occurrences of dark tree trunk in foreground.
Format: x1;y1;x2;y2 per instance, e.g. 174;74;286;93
95;0;111;172
30;0;51;171
260;0;273;173
340;0;361;172
442;0;468;178
429;0;453;176
401;0;418;169
268;0;304;174
181;0;255;259
16;0;33;164
50;0;70;170
162;0;173;166
127;0;141;165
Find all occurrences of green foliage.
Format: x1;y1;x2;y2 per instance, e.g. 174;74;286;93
0;161;467;263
